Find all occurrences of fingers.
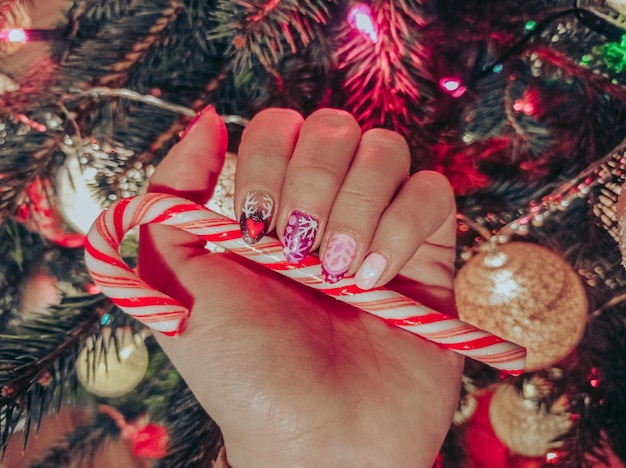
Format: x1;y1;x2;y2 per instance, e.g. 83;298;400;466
235;108;303;244
355;171;457;290
236;108;456;290
319;128;410;283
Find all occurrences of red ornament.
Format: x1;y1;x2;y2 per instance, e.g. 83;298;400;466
15;178;85;248
129;423;169;459
99;405;169;459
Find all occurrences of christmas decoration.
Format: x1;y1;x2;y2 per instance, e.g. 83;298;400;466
488;379;572;457
19;270;61;316
99;404;169;459
84;192;527;374
455;242;588;371
15;177;86;248
3;0;626;465
75;327;149;398
615;178;626;266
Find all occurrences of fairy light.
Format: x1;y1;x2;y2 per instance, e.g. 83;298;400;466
0;28;27;43
348;4;378;43
438;77;467;98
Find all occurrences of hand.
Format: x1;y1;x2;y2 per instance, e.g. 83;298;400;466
138;107;463;467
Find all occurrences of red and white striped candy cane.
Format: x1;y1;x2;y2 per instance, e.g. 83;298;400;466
85;193;527;375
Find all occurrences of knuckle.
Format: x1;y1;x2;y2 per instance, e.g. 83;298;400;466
253;107;304;125
410;170;456;213
360;129;410;171
304;109;361;141
339;186;386;214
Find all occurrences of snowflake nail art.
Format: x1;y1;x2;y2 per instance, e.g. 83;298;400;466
283;211;318;263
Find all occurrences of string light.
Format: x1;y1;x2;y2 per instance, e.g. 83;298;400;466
347;4;378;43
0;28;63;43
0;28;27;43
438;77;467;98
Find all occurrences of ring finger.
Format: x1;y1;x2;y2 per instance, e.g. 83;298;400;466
320;128;411;283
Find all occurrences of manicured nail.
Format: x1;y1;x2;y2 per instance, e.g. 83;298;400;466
321;233;357;283
239;191;275;244
181;104;215;138
283;211;318;263
355;253;386;290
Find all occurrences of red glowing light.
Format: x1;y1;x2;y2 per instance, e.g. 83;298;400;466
545;451;561;464
513;98;536;115
1;28;28;43
438;77;467;98
348;4;378;43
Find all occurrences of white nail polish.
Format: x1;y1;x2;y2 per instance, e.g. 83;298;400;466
355;253;386;290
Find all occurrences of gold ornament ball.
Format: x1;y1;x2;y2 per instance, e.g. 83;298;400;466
455;242;588;371
488;381;571;457
616;181;626;267
76;327;149;398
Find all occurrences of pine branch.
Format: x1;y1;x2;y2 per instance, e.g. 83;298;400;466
157;380;223;468
210;0;333;73
26;412;120;468
0;295;107;453
0;112;65;223
335;0;435;158
57;0;184;89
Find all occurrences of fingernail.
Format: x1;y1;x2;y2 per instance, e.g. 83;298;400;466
355;253;386;290
182;104;215;138
321;233;357;283
239;191;275;244
283;211;318;263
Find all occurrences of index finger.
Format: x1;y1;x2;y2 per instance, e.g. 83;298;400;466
138;105;228;310
147;105;228;203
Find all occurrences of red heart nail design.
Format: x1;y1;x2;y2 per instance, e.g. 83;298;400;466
246;218;265;238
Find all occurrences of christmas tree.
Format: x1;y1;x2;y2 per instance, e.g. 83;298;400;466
1;0;626;466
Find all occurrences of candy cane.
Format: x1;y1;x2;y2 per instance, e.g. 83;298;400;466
85;193;527;375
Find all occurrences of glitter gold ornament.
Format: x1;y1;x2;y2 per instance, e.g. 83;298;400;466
488;379;572;457
455;242;588;371
616;181;626;267
76;327;149;398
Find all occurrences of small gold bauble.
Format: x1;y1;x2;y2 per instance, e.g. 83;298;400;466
455;242;588;371
616;181;626;268
76;327;149;398
488;380;571;457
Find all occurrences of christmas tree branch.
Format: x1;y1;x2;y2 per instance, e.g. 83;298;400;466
0;295;107;453
336;1;433;151
210;0;333;72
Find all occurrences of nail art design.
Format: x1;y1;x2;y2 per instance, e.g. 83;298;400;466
322;234;357;283
355;252;387;290
239;191;275;244
283;211;318;263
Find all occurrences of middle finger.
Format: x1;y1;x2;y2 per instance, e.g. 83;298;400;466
277;109;362;263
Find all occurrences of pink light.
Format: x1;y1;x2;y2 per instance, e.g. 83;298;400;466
1;28;28;43
438;77;467;98
348;4;378;43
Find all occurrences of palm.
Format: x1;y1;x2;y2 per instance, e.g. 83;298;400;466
142;230;462;467
139;107;463;467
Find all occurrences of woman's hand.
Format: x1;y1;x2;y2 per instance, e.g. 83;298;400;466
138;107;463;467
